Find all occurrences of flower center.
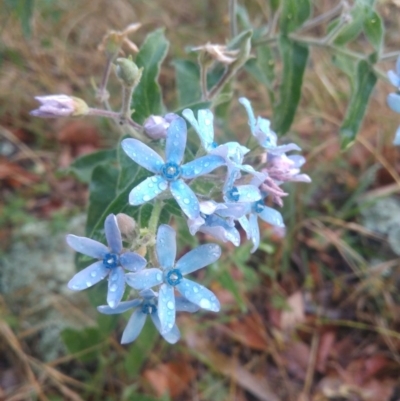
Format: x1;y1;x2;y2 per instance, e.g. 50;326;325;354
103;253;119;269
165;269;183;286
161;162;181;181
253;199;265;214
141;301;157;315
210;141;218;149
226;186;240;202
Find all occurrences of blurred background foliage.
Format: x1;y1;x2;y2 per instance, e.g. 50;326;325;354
1;0;400;400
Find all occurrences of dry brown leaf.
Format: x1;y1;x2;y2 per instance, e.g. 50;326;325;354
283;341;310;381
186;330;279;401
57;121;100;147
223;314;269;351
316;330;336;373
143;361;195;398
0;158;40;187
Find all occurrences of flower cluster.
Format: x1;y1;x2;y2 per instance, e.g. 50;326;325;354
61;98;309;344
387;56;400;146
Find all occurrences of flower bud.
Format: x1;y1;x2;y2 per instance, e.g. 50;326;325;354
30;95;89;118
115;57;143;88
116;213;137;241
143;113;179;140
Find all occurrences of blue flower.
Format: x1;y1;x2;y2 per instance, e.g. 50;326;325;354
66;214;146;308
187;201;243;246
394;125;400;146
97;289;199;344
239;97;301;155
217;194;285;253
125;225;221;334
222;169;262;203
121;116;225;219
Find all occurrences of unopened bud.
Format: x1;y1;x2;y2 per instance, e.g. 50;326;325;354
116;213;137;241
143;113;179;140
227;30;252;72
30;95;89;118
115;57;143;88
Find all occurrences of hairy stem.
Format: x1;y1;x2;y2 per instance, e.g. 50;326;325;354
229;0;238;39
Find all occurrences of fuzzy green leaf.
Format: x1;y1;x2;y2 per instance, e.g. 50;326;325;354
279;0;311;34
131;29;169;124
339;59;377;149
173;59;201;106
363;11;384;52
273;37;309;135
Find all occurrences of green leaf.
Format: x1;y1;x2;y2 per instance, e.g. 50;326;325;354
131;29;169;124
273;37;309;135
68;149;116;183
339;59;377;149
61;327;104;362
245;43;276;103
5;0;34;37
124;319;159;376
279;0;311;34
86;164;119;236
363;11;384;52
173;59;201;106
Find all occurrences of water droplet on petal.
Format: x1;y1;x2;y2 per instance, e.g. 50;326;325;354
204;162;210;167
143;194;151;201
183;198;190;205
109;284;118;292
199;298;211;309
169;322;173;329
167;301;174;310
193;286;199;293
158;182;168;191
86;281;91;287
90;271;97;278
148;182;154;188
151;176;157;182
156;273;162;281
205;119;211;125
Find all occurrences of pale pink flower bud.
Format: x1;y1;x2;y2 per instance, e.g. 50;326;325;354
30;95;89;118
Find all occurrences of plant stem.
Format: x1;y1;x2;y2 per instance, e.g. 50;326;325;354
229;0;238;39
120;85;135;122
148;199;163;235
200;63;209;100
381;51;400;61
302;0;344;31
96;57;113;103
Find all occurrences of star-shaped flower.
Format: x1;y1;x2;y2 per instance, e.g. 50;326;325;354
239;97;300;155
66;214;146;308
222;169;262;203
121;116;225;219
125;225;221;334
187;200;244;246
97;289;199;344
236;196;285;253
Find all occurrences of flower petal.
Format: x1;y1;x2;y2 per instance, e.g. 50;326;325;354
97;299;142;314
181;155;225;179
175;296;200;313
176;244;221;275
236;185;261;202
176;278;220;312
120;252;147;272
258;206;285;227
125;268;163;290
165;116;187;165
121;138;164;173
121;309;147;344
150;313;180;344
104;214;122;254
182;108;214;150
387;93;400;113
66;235;108;259
128;175;168;205
156;225;176;269
200;221;241;246
217;202;250;219
158;283;176;334
238;215;251;239
388;70;400;87
394;125;400;146
107;267;126;308
170;179;200;219
249;212;260;253
67;261;108;291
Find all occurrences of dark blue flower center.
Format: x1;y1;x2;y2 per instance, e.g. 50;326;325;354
210;141;218;149
253;199;265;214
103;253;119;269
226;186;240;202
161;162;181;181
141;301;157;315
165;269;182;286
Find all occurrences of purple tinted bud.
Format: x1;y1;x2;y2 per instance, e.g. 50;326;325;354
30;95;88;118
143;113;179;140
